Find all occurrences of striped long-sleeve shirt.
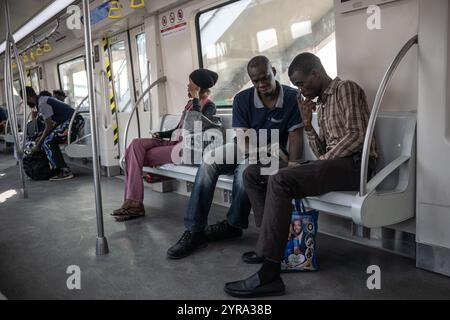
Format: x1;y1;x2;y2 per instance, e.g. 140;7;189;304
306;78;378;160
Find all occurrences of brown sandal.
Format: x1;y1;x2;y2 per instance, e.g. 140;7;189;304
113;207;145;222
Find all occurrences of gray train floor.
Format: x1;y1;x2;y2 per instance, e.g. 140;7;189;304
1;153;450;300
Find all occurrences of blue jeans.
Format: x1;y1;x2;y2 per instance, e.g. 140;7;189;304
184;143;252;232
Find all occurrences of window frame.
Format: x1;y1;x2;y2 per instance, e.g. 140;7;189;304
195;0;337;110
56;55;88;104
195;0;240;109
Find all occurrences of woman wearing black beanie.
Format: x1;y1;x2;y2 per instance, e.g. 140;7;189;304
112;68;218;221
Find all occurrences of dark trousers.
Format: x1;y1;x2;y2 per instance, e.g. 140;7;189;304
243;156;372;262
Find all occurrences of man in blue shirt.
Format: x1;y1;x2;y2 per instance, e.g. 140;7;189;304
22;86;84;181
167;56;303;259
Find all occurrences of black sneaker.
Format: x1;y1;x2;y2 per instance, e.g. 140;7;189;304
49;168;74;181
205;220;243;242
167;231;208;259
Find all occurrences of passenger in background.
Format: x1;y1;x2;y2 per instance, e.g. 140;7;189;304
111;69;218;222
26;90;51;141
21;87;85;181
167;56;303;260
52;89;67;103
225;53;378;298
0;107;7;133
40;90;52;97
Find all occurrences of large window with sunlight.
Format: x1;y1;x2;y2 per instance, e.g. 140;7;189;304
136;33;150;112
28;67;40;93
58;56;88;108
110;41;132;113
197;0;337;107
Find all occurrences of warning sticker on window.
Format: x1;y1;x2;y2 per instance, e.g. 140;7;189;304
160;8;187;38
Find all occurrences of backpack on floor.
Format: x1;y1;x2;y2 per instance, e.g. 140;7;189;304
23;151;54;180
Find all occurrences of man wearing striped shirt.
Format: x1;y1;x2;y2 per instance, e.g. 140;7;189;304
225;52;378;298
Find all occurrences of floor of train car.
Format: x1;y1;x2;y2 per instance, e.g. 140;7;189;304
1;153;450;300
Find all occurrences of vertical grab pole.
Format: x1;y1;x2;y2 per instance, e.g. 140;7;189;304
82;0;109;255
4;0;27;198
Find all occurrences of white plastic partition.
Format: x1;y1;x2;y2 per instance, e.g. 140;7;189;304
119;76;167;170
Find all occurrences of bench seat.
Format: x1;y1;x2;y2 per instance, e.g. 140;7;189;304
142;112;416;228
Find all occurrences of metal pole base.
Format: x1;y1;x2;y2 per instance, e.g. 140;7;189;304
20;188;28;199
96;237;109;255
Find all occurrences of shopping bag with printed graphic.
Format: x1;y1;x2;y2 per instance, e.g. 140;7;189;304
281;199;319;272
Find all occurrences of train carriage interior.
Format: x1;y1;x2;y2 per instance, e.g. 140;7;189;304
1;0;450;301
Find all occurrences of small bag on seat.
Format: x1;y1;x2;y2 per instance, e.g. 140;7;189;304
281;199;319;272
181;111;225;166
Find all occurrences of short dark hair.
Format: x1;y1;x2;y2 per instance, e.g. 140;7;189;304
247;55;271;72
288;52;324;77
53;89;66;98
39;90;52;97
20;86;37;99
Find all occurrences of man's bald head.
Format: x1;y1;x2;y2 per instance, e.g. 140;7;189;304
246;55;278;97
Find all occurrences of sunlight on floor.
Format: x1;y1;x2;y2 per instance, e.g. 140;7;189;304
0;189;17;204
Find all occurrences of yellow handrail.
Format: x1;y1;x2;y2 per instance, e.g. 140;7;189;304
35;45;43;56
43;39;52;52
130;0;145;9
108;1;123;19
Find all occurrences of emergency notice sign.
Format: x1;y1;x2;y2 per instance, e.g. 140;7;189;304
160;8;187;37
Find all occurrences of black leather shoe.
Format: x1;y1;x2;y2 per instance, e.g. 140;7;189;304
167;230;207;259
242;251;264;264
224;273;285;298
205;220;243;242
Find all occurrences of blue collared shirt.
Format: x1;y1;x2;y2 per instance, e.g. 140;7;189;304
232;82;303;149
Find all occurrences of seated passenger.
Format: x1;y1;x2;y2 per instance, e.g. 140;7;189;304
22;86;85;181
27;90;51;140
0;107;7;133
52;89;67;103
167;56;303;259
224;53;378;298
111;68;219;221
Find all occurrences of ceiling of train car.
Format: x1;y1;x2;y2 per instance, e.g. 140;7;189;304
0;0;55;41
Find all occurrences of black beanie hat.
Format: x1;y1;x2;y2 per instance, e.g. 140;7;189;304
189;68;218;90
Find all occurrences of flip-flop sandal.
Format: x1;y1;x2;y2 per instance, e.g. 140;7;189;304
111;207;126;216
242;251;264;264
111;206;144;217
114;209;145;222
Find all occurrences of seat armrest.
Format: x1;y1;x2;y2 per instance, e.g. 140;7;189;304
365;155;410;194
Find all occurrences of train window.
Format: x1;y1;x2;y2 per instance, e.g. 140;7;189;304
196;0;337;107
13;79;20;96
58;56;88;108
136;33;150;111
110;40;132;113
28;68;40;93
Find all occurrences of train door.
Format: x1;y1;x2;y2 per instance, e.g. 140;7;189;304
129;25;151;135
108;32;138;157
